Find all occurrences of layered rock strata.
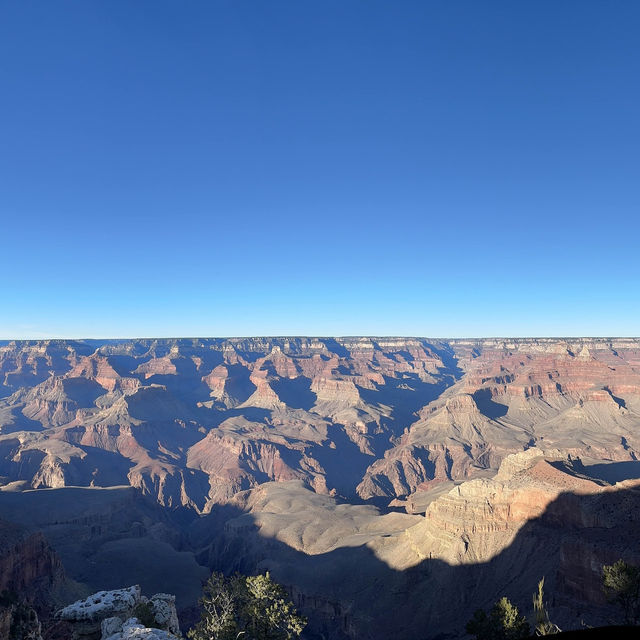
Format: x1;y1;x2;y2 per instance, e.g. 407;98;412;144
1;337;639;511
202;449;640;638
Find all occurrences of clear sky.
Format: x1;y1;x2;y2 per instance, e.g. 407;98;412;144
1;1;638;339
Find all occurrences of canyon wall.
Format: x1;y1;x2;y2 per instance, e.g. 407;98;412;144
1;337;639;511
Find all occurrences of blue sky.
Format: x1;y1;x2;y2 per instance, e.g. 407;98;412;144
1;1;638;338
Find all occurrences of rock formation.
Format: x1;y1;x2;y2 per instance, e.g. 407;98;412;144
101;618;179;640
57;585;181;640
0;515;73;640
0;521;64;604
0;597;42;640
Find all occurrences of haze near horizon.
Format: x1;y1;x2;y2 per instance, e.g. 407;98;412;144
1;1;639;338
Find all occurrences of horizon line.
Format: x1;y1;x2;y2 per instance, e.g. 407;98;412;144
1;335;639;342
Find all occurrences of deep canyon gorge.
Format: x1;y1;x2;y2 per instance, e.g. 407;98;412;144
1;337;639;638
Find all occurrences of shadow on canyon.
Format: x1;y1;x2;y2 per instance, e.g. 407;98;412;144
472;388;509;419
359;374;453;440
425;341;465;382
319;339;351;359
270;376;316;411
1;465;639;639
583;460;640;483
311;423;377;498
196;475;640;639
0;407;44;433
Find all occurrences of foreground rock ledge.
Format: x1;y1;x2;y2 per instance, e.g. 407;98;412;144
57;585;181;640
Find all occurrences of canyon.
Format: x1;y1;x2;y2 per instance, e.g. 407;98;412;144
1;337;639;638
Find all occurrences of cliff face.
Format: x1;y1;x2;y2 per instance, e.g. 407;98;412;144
0;520;65;606
358;338;640;499
404;448;614;566
1;337;640;511
0;518;68;640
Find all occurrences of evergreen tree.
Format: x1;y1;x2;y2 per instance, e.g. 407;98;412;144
243;573;306;640
466;597;530;640
188;571;306;640
602;559;640;625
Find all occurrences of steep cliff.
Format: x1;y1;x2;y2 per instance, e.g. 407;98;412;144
0;516;71;639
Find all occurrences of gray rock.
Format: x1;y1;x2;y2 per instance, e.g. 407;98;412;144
149;594;180;636
58;586;141;622
101;617;124;638
102;617;181;639
57;586;182;640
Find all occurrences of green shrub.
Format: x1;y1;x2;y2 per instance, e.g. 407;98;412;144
188;571;306;640
466;596;530;640
602;559;640;625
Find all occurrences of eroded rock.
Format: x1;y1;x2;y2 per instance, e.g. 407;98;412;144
57;586;181;640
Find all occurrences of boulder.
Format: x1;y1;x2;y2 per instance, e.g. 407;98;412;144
102;617;180;640
57;586;181;640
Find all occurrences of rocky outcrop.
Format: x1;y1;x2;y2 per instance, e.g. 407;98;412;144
57;586;181;640
0;598;42;640
102;617;179;640
404;448;603;565
0;520;65;606
0;517;69;640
